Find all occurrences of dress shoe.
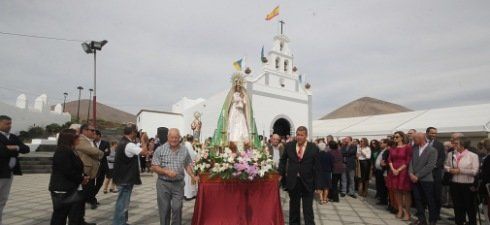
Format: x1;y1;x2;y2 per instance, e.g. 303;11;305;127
376;201;387;205
340;193;346;197
349;194;357;199
90;203;98;209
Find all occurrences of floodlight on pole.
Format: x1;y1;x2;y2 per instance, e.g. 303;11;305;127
81;40;108;128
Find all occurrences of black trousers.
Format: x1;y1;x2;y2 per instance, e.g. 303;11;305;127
432;168;443;219
67;189;87;225
375;170;387;203
330;173;341;202
94;167;107;200
288;178;315;225
50;193;82;225
450;183;477;225
84;179;97;204
413;181;437;223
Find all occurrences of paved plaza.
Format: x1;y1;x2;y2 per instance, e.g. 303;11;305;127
5;174;456;225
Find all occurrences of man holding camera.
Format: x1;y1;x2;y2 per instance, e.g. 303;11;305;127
112;124;150;225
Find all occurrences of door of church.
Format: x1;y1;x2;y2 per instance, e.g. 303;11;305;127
272;118;291;138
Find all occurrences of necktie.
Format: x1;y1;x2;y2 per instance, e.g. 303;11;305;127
297;145;304;161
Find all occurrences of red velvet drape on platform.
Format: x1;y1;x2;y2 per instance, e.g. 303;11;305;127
191;174;285;225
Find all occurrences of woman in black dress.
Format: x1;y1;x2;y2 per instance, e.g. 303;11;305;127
49;129;89;225
317;141;334;204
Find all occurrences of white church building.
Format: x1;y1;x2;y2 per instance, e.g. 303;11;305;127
137;30;313;140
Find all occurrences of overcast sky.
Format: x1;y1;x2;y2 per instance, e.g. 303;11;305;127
1;1;489;119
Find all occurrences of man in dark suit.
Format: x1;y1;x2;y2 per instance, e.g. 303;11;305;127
409;132;438;225
279;126;320;225
340;136;357;198
0;115;30;224
426;127;445;220
91;130;111;208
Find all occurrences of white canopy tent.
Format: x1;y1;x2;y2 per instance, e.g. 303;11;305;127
313;103;490;140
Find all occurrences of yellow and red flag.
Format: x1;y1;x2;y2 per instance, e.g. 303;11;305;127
265;6;279;21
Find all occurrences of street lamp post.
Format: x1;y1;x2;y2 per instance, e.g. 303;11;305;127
81;40;108;128
63;92;68;112
76;86;83;123
87;88;93;123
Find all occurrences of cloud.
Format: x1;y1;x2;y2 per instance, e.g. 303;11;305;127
1;0;489;119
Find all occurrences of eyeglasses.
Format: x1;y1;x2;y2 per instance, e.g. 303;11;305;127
87;128;95;132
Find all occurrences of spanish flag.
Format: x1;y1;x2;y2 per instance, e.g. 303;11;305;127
265;6;279;21
233;59;243;71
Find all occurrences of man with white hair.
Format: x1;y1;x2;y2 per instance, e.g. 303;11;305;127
267;134;284;168
152;128;198;225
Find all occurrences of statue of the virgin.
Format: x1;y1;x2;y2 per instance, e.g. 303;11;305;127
211;73;260;149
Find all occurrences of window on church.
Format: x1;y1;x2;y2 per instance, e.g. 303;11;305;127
284;60;289;72
280;42;284;51
275;57;280;69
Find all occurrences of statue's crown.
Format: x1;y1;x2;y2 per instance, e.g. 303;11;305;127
231;73;245;87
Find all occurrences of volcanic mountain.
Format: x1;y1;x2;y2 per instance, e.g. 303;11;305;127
55;99;136;124
320;97;411;120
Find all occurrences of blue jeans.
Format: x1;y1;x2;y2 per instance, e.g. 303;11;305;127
113;184;133;225
341;169;355;195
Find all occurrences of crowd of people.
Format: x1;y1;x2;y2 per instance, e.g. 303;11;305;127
1;113;490;225
301;128;489;225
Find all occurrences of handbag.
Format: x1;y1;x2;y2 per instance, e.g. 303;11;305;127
442;152;454;186
51;190;84;210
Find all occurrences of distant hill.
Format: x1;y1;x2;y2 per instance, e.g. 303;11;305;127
320;97;411;120
53;99;136;124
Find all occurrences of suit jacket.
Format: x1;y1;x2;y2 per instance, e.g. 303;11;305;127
96;140;111;172
430;139;446;178
279;141;320;192
75;135;104;178
409;145;437;182
0;133;30;178
49;147;84;192
341;144;357;170
381;149;390;172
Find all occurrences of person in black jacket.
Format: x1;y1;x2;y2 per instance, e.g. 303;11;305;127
426;127;446;220
90;130;111;209
340;137;357;198
279;126;320;225
478;138;490;225
49;129;89;225
0;115;30;224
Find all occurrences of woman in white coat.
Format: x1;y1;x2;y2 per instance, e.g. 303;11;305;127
184;135;197;200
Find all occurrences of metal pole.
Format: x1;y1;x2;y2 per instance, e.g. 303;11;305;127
93;50;97;128
63;93;67;112
87;89;92;123
77;88;82;122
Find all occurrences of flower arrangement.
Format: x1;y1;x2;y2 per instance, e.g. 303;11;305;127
193;141;275;180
